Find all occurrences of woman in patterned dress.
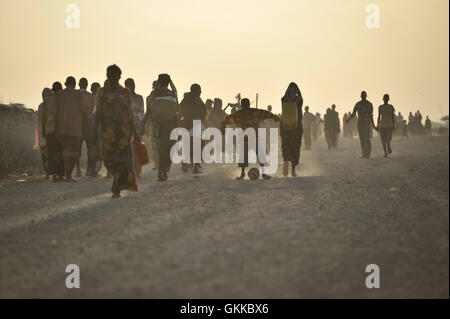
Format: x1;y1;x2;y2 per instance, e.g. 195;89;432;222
95;65;140;198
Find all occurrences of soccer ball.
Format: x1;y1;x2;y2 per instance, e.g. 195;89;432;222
248;168;260;180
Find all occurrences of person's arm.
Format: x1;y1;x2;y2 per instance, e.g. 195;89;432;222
262;109;280;122
94;89;102;141
391;107;395;130
141;95;153;135
347;104;357;123
370;104;377;131
41;100;48;136
376;106;381;129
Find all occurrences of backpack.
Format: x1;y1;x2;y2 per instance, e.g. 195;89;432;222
149;96;178;123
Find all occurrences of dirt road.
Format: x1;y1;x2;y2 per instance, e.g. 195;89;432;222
0;135;448;298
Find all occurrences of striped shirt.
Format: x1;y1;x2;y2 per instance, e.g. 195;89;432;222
221;108;279;134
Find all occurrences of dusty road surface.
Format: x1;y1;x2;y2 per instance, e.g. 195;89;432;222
0;135;448;298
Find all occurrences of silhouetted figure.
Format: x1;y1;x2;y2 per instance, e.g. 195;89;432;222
125;78;145;177
347;91;376;158
208;98;227;129
302;106;315;150
144;80;160;170
205;99;213;119
425;116;432;136
75;77;92;177
343;112;349;138
221;98;279;180
376;94;395;157
396;112;404;136
280;82;303;177
56;76;86;182
331;104;340;147
324;108;339;149
42;82;64;182
401;120;408;140
312;112;322;141
95;65;140;197
35;88;53;178
180;83;207;174
267;105;272;112
87;82;102;176
142;73;179;182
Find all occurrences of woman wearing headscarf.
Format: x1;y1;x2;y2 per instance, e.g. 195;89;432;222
280;82;303;177
95;65;140;198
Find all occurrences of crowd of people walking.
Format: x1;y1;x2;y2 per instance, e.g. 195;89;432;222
34;64;435;197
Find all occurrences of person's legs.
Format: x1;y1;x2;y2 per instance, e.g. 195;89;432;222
150;124;159;170
46;134;61;181
358;122;371;158
75;139;84;177
380;128;388;157
61;136;81;182
64;156;76;182
39;146;49;178
386;128;393;154
280;128;289;176
304;128;311;149
132;143;142;177
237;142;249;179
157;123;173;181
364;125;372;157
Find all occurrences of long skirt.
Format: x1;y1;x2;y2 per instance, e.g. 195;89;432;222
102;139;137;193
280;128;302;166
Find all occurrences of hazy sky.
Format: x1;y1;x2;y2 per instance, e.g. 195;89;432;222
0;0;448;120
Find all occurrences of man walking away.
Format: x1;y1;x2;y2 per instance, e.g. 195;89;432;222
347;91;376;158
56;76;86;182
180;83;207;174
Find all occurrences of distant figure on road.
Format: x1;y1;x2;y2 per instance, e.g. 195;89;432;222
376;94;395;157
95;65;139;197
347;91;376;158
302;106;315;150
331;104;340;147
425;116;432;136
312;112;322;141
401;120;408;140
343;112;349;138
324;107;339;149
